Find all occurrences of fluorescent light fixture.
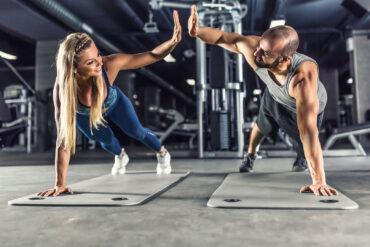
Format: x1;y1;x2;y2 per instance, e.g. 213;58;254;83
0;50;17;60
186;79;196;86
164;54;176;63
253;89;262;95
269;19;286;28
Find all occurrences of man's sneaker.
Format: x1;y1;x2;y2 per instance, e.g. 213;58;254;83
292;156;308;172
111;151;129;175
156;147;171;174
239;153;257;173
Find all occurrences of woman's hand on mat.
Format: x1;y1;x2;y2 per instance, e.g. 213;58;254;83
300;184;338;196
37;186;73;197
188;5;198;37
171;10;182;44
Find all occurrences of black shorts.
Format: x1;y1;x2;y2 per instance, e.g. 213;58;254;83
256;89;324;157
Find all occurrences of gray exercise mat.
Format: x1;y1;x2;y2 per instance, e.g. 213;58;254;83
8;171;190;206
207;172;358;209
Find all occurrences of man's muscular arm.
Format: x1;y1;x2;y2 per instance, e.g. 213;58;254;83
291;61;338;196
188;4;259;69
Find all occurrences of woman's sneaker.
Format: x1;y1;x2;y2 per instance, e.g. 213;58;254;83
111;152;129;175
156;147;172;174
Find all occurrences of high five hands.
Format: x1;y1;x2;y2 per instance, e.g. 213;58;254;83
171;5;199;42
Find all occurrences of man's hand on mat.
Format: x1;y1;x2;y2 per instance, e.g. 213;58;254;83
37;186;73;197
300;184;338;196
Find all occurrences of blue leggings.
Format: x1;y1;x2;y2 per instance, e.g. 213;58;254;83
76;88;162;155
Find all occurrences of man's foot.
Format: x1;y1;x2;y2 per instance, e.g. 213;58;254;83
292;156;308;172
239;153;257;173
156;147;172;174
112;151;129;175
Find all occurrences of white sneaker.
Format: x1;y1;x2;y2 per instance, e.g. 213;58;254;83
111;152;129;175
156;147;172;174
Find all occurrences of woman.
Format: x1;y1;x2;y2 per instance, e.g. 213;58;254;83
38;11;182;197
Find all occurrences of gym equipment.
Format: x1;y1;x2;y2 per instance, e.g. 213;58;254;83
149;105;185;142
149;106;198;149
323;122;370;156
8;171;190;206
196;0;246;158
0;56;35;153
0;96;27;148
143;11;159;33
149;0;246;158
0;86;33;152
207;172;358;209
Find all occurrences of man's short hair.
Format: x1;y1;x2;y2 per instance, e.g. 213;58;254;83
264;25;299;56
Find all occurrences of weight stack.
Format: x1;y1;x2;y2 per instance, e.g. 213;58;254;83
210;111;230;150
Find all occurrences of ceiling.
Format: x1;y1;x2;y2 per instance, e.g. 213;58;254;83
0;0;369;101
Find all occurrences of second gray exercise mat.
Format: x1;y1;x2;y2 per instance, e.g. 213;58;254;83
207;172;358;210
9;171;190;206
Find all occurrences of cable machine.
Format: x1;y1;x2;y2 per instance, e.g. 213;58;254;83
150;0;247;158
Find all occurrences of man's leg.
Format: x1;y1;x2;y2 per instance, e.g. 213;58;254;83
248;124;265;154
240;90;279;173
290;137;308;172
239;123;265;172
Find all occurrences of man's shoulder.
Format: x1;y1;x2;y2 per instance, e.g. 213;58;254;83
295;60;318;74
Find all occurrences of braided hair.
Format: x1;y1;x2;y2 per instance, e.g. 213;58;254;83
55;32;105;154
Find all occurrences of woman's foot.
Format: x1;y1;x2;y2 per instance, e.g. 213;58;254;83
112;149;129;175
156;147;172;174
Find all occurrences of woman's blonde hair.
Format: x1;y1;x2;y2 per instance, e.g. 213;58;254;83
55;32;106;154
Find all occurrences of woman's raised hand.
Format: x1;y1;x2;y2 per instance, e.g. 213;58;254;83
171;10;182;44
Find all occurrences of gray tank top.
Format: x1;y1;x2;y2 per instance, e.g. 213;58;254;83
255;52;327;113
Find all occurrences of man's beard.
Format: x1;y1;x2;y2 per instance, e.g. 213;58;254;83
254;56;280;68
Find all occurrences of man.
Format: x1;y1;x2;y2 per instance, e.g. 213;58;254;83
188;5;337;196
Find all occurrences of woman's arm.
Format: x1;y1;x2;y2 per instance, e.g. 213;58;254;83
104;10;182;74
37;83;73;197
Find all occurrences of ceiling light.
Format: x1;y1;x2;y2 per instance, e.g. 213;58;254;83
269;19;286;28
164;54;176;63
0;51;17;60
186;79;196;86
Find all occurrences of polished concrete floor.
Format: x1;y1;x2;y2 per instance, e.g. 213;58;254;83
1;149;370;247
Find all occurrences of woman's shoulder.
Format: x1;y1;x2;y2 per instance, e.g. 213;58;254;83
102;56;119;86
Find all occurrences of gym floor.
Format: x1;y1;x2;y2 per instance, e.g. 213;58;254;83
1;150;369;247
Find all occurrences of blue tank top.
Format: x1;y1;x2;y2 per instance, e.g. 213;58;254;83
76;67;117;115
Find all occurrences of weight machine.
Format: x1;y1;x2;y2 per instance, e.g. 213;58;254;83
150;0;247;158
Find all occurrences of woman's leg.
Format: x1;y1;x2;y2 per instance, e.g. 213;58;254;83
76;115;129;174
76;115;122;155
107;90;171;174
107;90;162;152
